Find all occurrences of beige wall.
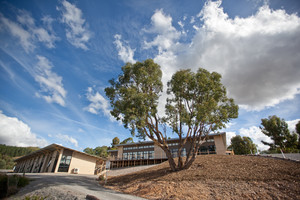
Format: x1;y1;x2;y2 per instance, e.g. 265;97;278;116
154;145;166;159
68;152;97;175
214;135;226;155
117;146;123;159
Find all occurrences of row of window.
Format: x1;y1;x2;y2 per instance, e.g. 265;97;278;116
123;151;154;160
168;143;179;146
199;145;215;152
123;145;154;150
171;148;186;157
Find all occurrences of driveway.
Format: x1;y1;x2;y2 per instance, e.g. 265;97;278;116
9;173;147;200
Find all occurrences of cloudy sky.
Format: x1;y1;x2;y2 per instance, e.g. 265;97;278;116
0;0;299;151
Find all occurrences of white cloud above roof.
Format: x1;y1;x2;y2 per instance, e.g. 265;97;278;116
0;111;48;147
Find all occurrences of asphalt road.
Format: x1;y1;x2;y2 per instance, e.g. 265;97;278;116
9;173;147;200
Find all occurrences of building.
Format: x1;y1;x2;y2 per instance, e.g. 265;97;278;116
14;144;106;175
108;132;231;169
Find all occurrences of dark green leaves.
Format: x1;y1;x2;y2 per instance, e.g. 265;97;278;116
105;59;163;138
165;68;238;135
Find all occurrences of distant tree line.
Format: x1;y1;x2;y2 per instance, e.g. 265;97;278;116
0;144;39;157
83;137;134;158
0;144;40;169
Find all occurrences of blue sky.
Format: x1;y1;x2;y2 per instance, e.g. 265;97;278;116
0;0;299;151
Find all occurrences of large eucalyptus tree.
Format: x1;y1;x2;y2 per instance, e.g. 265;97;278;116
105;59;238;171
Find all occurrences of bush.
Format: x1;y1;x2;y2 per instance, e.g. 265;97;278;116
0;174;30;198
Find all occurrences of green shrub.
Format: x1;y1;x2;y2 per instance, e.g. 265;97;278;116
0;174;30;198
18;175;30;187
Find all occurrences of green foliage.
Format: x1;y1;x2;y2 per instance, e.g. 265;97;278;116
94;146;108;158
105;59;163;138
166;68;238;134
112;137;120;146
105;59;238;171
83;146;108;158
229;135;257;155
120;137;134;144
0;144;39;157
0;144;39;169
0;154;15;169
83;147;95;155
0;174;30;198
260;115;298;153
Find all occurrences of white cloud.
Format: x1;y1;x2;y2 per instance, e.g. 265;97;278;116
177;0;300;111
0;111;48;147
58;0;91;50
0;14;34;52
287;119;300;133
178;21;184;28
114;34;136;63
84;87;115;121
34;56;67;106
239;126;272;151
55;133;78;147
0;10;58;52
142;1;300;112
144;9;181;53
226;131;236;145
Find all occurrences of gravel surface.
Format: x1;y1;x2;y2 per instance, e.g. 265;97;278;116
9;173;147;200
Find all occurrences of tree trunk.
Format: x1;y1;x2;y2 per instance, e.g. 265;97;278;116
162;147;177;171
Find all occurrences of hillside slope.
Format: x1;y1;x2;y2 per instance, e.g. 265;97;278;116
0;144;39;169
106;155;300;200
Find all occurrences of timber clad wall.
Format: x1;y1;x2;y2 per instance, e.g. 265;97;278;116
14;144;105;175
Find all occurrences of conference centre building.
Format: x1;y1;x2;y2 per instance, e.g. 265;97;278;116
14;144;106;175
108;132;231;169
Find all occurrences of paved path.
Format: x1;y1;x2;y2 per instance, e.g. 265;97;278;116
9;173;147;200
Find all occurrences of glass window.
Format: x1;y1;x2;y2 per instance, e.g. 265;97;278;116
144;151;148;159
123;153;128;160
129;152;132;160
149;151;154;159
181;148;186;157
132;152;137;160
58;154;72;172
171;148;178;158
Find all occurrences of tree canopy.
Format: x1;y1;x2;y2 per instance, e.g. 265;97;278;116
83;146;108;158
260;115;298;153
105;59;238;171
228;135;257;155
120;137;134;144
112;137;120;147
